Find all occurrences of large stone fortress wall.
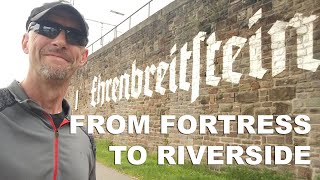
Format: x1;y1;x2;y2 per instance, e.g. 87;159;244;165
67;0;320;179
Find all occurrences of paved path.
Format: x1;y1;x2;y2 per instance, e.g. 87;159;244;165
96;161;135;180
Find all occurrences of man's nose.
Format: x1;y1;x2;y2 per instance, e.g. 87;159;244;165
51;30;68;47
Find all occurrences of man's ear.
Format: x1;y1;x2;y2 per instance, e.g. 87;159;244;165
22;33;29;54
79;48;88;66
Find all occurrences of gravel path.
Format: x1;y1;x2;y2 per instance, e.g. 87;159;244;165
96;161;135;180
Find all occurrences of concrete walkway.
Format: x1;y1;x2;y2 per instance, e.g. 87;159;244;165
96;161;135;180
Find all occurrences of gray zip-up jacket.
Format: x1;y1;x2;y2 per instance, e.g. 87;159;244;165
0;81;96;180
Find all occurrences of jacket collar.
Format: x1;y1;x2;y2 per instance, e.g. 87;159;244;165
7;80;71;120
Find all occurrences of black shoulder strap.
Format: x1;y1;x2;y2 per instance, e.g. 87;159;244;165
0;88;16;112
80;126;96;158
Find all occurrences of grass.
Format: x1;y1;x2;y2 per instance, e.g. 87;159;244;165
95;139;293;180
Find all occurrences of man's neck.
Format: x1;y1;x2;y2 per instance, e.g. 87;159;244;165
21;75;70;114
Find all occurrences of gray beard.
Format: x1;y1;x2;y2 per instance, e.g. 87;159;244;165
39;64;68;80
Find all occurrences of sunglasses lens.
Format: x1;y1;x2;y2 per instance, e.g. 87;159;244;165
65;29;88;46
30;21;60;39
29;21;88;46
40;25;60;39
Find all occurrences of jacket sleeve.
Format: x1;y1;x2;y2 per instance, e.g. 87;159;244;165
89;134;96;180
80;126;96;180
89;160;96;180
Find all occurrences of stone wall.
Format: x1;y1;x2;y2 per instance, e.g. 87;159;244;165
66;0;320;179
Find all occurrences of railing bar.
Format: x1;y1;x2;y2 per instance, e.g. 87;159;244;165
87;0;163;54
87;0;153;48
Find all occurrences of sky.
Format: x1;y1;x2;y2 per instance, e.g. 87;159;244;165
0;0;174;88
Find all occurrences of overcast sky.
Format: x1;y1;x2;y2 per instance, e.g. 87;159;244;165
0;0;174;88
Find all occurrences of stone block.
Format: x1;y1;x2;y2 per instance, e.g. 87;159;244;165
294;137;308;146
219;104;233;112
241;104;254;115
255;107;271;116
266;135;285;144
306;98;320;107
200;96;210;105
269;87;296;101
309;138;320;146
236;92;258;103
274;102;292;115
296;166;312;180
308;115;320;124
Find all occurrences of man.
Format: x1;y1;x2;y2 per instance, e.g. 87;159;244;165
0;1;95;180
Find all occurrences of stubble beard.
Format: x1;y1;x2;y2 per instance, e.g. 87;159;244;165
39;64;69;80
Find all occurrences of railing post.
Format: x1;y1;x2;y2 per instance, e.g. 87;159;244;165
114;27;117;38
100;24;103;46
148;1;151;17
100;37;104;46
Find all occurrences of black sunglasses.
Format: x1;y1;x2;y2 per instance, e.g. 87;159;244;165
28;21;88;47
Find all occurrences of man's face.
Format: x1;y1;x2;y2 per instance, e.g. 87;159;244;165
22;8;88;80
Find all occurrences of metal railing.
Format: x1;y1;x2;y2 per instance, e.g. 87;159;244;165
86;0;174;55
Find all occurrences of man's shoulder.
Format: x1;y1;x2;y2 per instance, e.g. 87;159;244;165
0;88;16;112
78;126;96;158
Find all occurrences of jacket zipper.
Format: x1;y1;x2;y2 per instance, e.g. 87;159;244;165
45;114;70;180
